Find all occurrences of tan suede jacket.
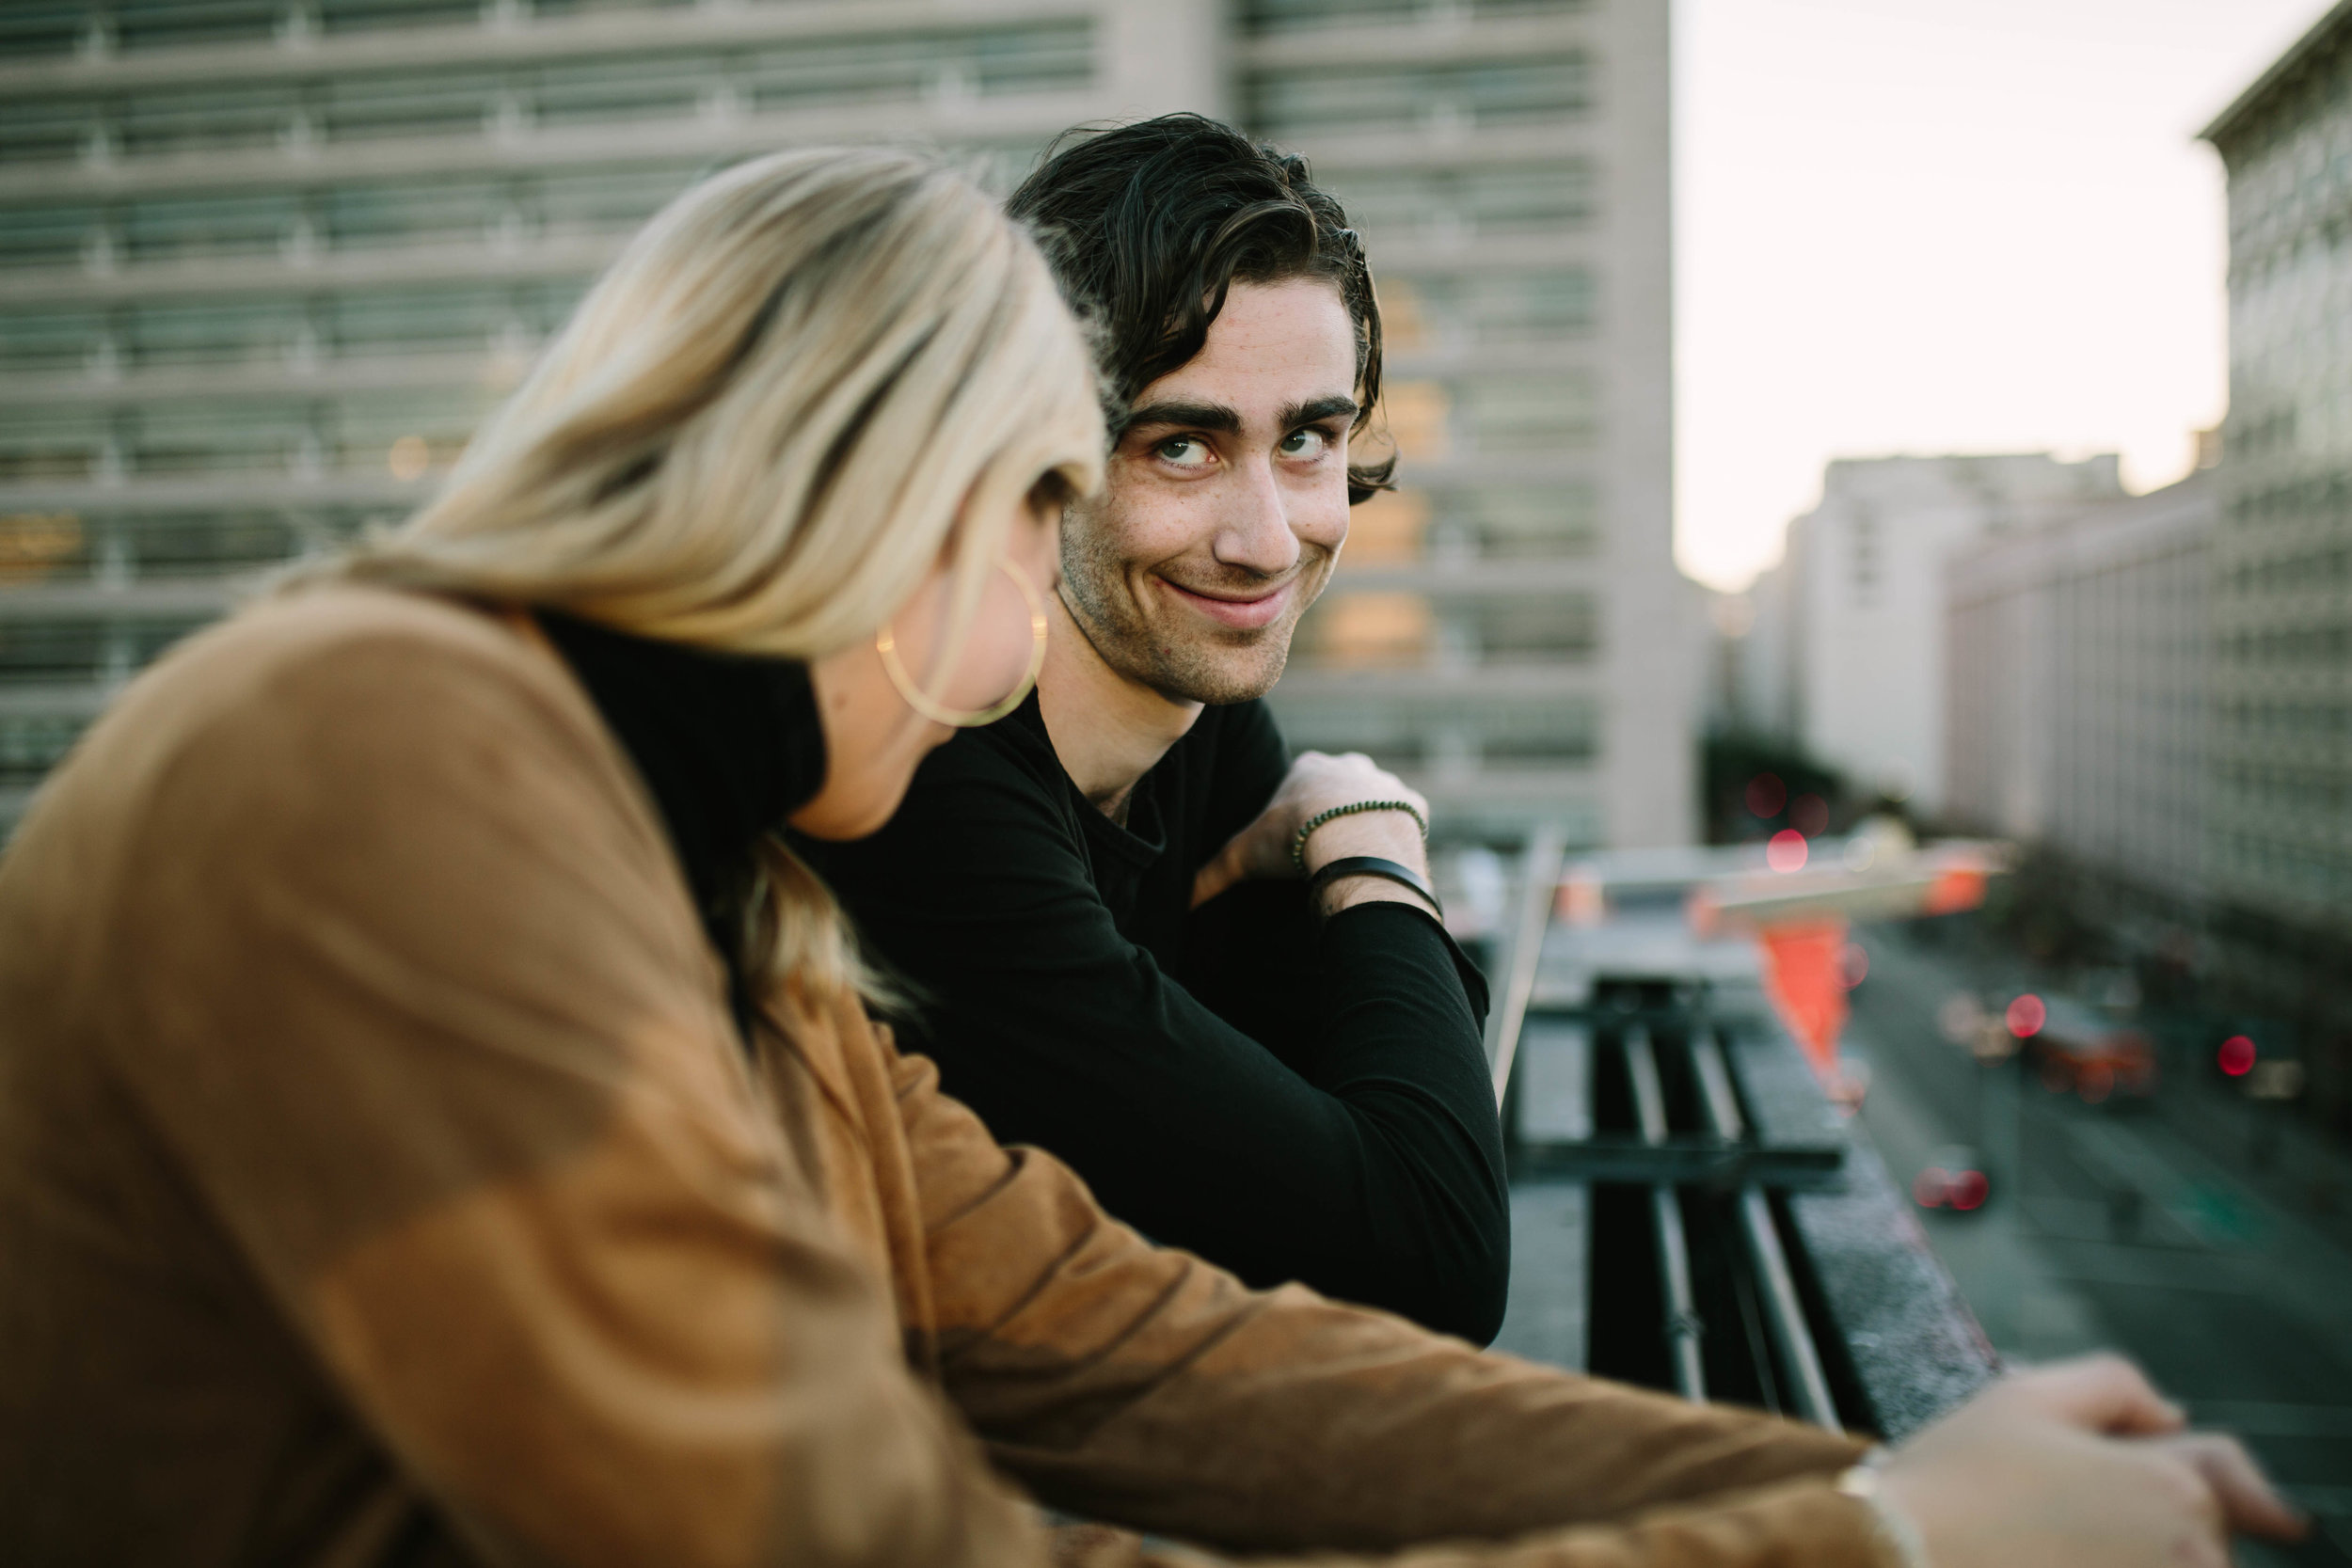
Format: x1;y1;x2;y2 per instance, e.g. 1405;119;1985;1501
0;587;1893;1568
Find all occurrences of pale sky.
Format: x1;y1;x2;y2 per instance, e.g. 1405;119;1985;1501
1675;0;2342;592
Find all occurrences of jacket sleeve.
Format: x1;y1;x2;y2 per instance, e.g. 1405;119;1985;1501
893;1043;1896;1568
803;732;1511;1343
103;628;1050;1568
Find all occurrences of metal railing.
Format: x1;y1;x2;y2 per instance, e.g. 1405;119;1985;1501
1485;833;1996;1438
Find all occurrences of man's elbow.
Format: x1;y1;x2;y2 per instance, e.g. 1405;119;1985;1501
1406;1214;1511;1347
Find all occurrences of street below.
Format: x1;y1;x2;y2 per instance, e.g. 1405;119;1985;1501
1844;922;2352;1566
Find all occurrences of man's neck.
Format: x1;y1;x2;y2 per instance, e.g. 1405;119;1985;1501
1037;596;1204;821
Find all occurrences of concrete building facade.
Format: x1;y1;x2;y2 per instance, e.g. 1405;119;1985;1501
1744;451;2123;816
2202;2;2352;933
1942;472;2215;904
0;0;1691;846
1248;0;1693;846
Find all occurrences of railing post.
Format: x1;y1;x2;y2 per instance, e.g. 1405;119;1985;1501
1692;1033;1841;1433
1486;820;1567;1108
1626;1027;1706;1402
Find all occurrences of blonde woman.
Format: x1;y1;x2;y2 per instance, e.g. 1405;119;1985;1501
0;149;2297;1568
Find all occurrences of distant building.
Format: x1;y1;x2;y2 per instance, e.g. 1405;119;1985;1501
2201;5;2352;932
1253;0;1697;846
1943;472;2216;904
1743;452;2123;815
0;0;1695;847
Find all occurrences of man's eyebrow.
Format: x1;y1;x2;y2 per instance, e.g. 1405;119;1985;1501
1281;394;1359;428
1119;400;1242;437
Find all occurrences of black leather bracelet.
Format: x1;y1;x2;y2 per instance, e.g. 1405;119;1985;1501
1307;854;1444;920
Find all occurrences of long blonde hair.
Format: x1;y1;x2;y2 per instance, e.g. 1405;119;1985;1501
332;146;1105;1006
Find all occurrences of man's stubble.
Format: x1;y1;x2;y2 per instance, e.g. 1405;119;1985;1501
1057;505;1323;708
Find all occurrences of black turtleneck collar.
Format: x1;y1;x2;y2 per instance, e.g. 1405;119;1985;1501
537;610;827;1042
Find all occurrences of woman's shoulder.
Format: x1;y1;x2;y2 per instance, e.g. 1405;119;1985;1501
131;584;591;749
30;585;631;866
169;583;564;699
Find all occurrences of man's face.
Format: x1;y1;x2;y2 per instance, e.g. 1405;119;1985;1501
1059;277;1357;705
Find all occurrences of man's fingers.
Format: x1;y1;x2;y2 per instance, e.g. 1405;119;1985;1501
1190;842;1244;910
2004;1354;2186;1436
2164;1434;2310;1542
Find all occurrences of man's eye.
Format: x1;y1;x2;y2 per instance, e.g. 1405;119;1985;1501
1280;428;1333;460
1155;436;1214;468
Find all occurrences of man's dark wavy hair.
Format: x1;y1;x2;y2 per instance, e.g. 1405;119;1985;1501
1008;113;1395;505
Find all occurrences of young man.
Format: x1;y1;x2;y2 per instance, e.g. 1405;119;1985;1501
794;115;1509;1340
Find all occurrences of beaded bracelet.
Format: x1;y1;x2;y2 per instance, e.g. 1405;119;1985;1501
1290;798;1429;875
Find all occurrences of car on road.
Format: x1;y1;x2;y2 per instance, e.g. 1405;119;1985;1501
2021;994;2154;1103
1912;1145;1991;1213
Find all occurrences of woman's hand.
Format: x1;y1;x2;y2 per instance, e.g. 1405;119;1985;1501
1877;1354;2306;1568
1190;752;1430;912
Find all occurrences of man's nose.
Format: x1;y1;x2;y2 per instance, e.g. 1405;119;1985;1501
1212;453;1302;578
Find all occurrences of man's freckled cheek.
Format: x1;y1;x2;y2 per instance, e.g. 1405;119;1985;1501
1126;492;1222;565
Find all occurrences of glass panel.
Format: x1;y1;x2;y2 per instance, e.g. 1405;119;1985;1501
0;408;107;481
331;387;498;472
0;716;89;785
121;87;297;157
114;0;280;52
1454;370;1597;452
1299;590;1433;668
124;192;300;262
0;99;95;166
535;55;708;130
0;620;202;681
1250;55;1592;138
0;309;104;371
972;22;1092;94
129;298;305;365
746;24;1090;113
0;510;87;584
326;70;503;144
1245;0;1587;34
122;511;310;575
0;205;101;271
1327;162;1596;239
131;401;315;475
1267;692;1597;763
318;0;480;34
329;285;513;354
326;179;507;249
0;2;90;59
535;166;698;239
1426;481;1597;557
530;0;697;15
1479;593;1597;655
1387;269;1597;342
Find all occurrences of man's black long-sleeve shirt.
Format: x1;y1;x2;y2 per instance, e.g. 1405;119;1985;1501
793;694;1509;1343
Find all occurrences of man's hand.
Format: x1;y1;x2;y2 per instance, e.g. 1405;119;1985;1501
1190;752;1430;912
1877;1354;2307;1568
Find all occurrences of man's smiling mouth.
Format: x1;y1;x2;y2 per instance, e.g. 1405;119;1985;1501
1155;576;1295;631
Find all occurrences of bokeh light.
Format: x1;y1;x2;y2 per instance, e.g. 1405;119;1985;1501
1837;942;1869;989
1947;1169;1989;1211
1745;772;1788;818
1766;829;1808;872
2005;993;2046;1037
1790;792;1830;836
2218;1034;2257;1077
387;435;430;482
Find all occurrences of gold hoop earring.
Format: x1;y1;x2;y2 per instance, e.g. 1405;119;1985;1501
875;557;1050;728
